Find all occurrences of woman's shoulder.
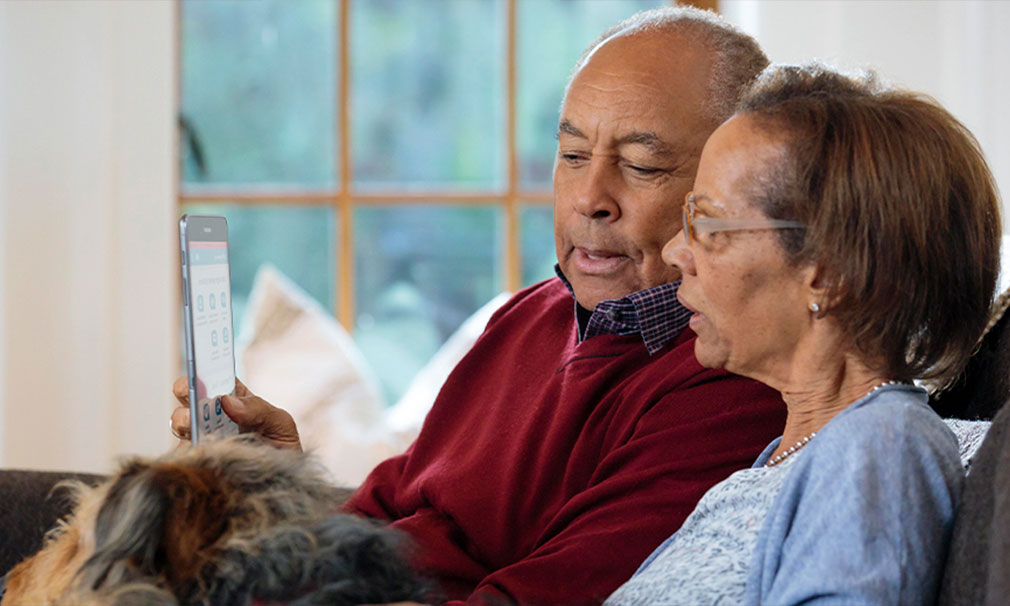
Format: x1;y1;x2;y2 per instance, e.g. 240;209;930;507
827;386;950;438
752;394;965;606
768;386;963;535
809;385;960;473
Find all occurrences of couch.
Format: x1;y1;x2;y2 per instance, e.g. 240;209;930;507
3;282;1009;598
0;470;102;576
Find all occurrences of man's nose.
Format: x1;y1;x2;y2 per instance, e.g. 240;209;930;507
662;229;695;276
572;161;620;221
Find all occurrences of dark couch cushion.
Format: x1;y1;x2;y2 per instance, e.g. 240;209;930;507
0;470;103;576
931;288;1010;420
938;396;1010;605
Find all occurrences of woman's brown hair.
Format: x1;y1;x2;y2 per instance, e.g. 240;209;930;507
738;63;1001;384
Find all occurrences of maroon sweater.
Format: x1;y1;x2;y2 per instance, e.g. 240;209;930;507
345;279;785;605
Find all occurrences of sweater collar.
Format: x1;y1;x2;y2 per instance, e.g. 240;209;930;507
555;265;691;355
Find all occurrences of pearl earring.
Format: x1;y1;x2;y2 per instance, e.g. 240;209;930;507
809;302;821;313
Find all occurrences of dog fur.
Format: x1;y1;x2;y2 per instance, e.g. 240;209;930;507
1;434;432;606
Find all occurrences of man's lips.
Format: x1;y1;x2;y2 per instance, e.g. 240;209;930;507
571;247;628;274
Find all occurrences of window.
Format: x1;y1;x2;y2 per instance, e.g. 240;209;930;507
180;0;670;406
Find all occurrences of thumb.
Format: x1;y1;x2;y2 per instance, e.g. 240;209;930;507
220;394;301;451
218;394;253;424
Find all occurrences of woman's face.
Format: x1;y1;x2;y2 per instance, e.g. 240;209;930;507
663;115;812;381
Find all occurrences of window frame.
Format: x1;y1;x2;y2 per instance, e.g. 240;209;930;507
175;0;704;330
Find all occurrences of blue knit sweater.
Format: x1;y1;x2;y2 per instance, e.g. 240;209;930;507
607;385;963;605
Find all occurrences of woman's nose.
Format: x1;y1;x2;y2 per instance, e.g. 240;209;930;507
662;228;695;276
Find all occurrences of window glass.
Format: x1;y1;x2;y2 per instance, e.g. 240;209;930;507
517;0;664;189
351;0;505;189
354;205;503;405
520;203;557;287
180;0;338;187
181;203;337;331
179;0;677;406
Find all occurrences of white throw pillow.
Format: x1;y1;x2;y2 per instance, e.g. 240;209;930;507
237;265;390;486
999;233;1010;294
236;264;511;486
944;418;991;472
384;291;512;450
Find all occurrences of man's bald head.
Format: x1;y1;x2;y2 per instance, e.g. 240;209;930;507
567;6;768;127
551;7;768;310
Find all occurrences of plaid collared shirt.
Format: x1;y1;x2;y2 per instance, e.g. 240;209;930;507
555;266;692;355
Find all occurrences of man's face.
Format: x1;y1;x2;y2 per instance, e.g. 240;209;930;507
553;30;716;310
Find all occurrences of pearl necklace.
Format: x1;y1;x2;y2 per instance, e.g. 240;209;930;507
765;380;908;468
765;432;816;467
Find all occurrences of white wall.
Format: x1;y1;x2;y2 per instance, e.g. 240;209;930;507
0;0;176;472
722;0;1010;236
0;5;7;460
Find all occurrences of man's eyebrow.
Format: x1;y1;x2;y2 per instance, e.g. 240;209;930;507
618;131;674;156
557;119;585;139
556;121;676;157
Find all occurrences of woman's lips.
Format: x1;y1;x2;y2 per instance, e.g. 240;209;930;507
677;292;706;331
572;247;628;274
676;291;698;314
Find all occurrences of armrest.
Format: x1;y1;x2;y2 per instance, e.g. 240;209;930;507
0;470;103;576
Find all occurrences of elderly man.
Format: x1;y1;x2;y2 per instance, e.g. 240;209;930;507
172;7;785;604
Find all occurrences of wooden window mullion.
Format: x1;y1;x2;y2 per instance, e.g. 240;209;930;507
505;0;520;293
338;0;353;330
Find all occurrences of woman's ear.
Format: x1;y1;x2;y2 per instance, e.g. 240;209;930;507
803;263;832;315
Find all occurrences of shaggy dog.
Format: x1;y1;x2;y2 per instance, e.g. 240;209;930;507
1;435;432;606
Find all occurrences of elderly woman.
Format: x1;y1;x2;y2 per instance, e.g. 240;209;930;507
606;64;1001;605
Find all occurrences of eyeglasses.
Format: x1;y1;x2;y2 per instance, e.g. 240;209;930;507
682;192;805;245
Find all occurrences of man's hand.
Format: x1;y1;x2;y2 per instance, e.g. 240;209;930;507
171;377;302;451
